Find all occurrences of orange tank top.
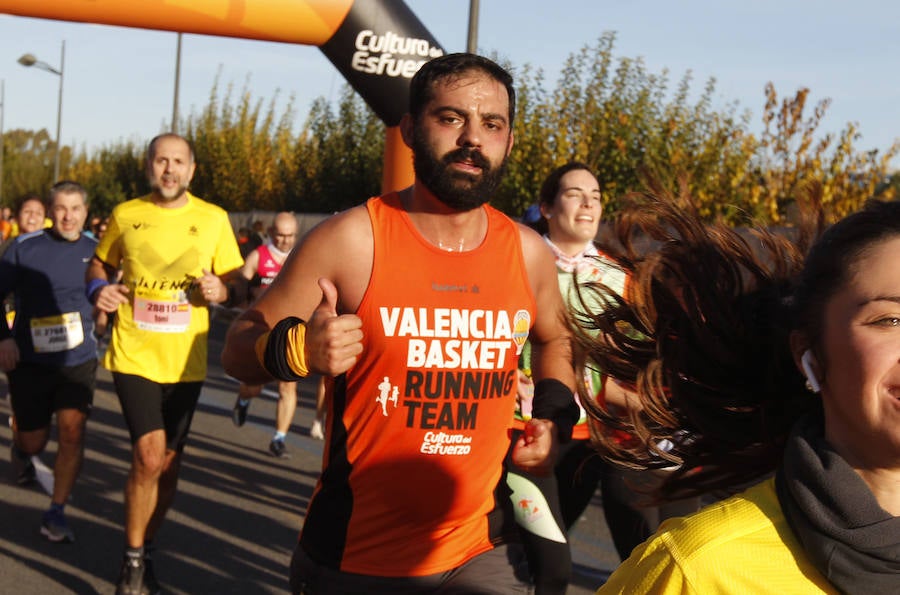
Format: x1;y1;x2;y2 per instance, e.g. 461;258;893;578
300;194;536;577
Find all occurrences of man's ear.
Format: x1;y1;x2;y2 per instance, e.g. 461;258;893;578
400;113;415;149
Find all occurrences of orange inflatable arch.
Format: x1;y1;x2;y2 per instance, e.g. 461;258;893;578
0;0;447;192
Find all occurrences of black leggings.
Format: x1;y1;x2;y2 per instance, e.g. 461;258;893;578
508;437;702;594
556;440;701;560
505;431;570;595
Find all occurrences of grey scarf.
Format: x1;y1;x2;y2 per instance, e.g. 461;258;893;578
775;410;900;593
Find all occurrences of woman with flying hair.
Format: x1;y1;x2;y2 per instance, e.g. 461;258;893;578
574;185;899;593
511;163;699;595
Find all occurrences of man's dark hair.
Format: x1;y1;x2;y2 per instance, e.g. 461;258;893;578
49;180;89;207
409;53;516;125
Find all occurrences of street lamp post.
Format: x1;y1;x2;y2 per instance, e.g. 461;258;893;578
0;80;5;204
18;40;65;183
172;32;182;133
467;0;480;54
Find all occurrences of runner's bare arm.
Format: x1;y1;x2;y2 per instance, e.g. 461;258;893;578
520;226;576;391
235;248;261;305
511;225;578;474
222;206;372;385
604;378;644;413
240;249;260;281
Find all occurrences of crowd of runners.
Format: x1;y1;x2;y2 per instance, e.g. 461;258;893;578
1;52;897;595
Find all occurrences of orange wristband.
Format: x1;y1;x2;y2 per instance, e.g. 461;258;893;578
255;318;309;380
284;323;309;377
254;331;270;367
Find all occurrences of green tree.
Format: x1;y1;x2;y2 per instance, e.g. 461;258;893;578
498;33;755;217
1;128;71;203
7;34;895;227
67;140;145;217
746;84;898;221
500;32;897;225
293;87;384;212
186;74;298;211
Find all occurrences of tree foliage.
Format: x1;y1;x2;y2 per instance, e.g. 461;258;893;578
182;75;383;213
1;32;895;226
292;86;385;213
66;141;145;216
0;128;72;203
186;74;297;212
497;32;898;224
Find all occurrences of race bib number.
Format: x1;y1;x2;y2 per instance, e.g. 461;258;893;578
134;296;191;333
30;312;84;353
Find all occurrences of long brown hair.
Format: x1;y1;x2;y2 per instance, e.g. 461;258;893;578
572;180;824;498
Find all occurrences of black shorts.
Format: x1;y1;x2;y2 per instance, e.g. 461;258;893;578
290;542;531;594
8;359;97;432
112;372;203;452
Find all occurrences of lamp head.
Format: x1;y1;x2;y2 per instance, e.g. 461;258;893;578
17;54;37;67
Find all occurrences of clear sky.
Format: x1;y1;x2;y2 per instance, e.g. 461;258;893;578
0;0;897;166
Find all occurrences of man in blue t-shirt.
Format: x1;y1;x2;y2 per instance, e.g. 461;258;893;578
0;181;99;543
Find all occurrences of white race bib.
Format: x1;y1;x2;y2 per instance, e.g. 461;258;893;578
133;291;191;333
30;312;84;353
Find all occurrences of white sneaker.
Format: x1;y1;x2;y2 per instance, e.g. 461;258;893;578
310;419;324;441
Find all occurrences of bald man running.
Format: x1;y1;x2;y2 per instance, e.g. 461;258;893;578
231;212;316;457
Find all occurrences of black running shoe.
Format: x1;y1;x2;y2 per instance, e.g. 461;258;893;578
232;397;249;427
268;438;288;458
143;552;161;595
41;508;75;543
116;556;150;595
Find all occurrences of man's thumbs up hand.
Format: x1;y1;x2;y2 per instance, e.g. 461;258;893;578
306;278;364;376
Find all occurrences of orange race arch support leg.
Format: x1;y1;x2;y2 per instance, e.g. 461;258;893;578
0;0;445;192
382;126;414;194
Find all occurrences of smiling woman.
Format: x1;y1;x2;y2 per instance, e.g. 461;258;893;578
574;187;900;593
812;237;900;475
509;163;701;593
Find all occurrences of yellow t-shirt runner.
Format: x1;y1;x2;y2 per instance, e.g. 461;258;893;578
94;193;243;383
597;478;836;594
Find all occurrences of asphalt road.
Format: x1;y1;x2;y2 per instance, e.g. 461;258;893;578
0;313;618;594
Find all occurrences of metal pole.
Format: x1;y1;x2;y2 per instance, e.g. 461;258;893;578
467;0;480;54
0;80;5;204
53;40;65;183
172;32;182;133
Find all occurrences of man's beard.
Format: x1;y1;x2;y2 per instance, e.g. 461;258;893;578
151;178;189;202
53;226;81;241
412;127;507;211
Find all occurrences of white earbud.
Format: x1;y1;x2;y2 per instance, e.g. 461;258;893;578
800;349;821;393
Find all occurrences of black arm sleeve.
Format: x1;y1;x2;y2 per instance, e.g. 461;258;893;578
531;378;580;443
